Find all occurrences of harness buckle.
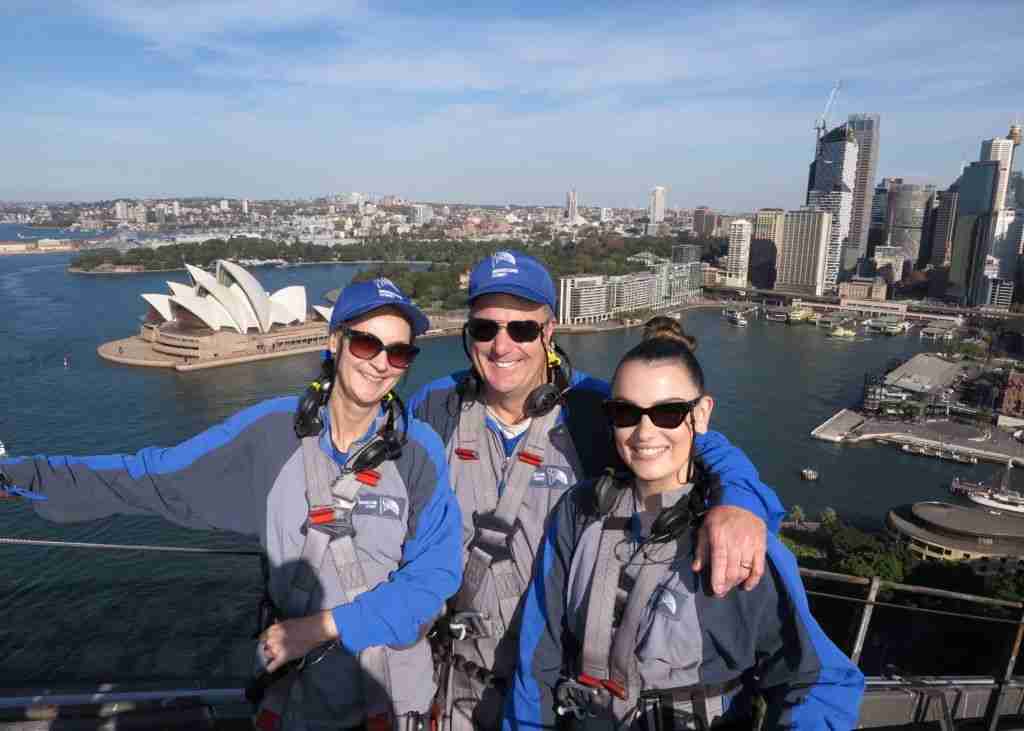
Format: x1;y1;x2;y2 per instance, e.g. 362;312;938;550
555;678;604;720
307;506;356;539
447;610;492;641
469;510;518;563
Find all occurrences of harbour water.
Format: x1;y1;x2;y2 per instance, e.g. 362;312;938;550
0;252;990;686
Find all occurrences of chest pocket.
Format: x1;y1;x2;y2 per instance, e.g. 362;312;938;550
633;567;703;688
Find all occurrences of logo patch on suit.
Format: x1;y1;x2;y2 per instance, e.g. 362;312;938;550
529;465;571;489
354;494;407;521
654;587;681;620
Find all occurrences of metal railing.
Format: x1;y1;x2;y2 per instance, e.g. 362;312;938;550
798;567;1024;730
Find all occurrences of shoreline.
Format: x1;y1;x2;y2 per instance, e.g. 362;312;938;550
67;259;436;275
95;302;722;371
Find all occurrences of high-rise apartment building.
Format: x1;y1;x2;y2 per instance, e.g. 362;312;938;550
886;182;937;267
725;219;752;287
648;186;667;224
171;200;181;218
558;275;609;325
980;136;1016;211
873;246;907;284
949;160;1001;304
565;189;578;222
219;199;230;212
806;124;859;290
776;208;831;296
753;208;786;249
929;190;960;268
847;114;881;270
868;177;901;252
241;199;249;215
774;206;831;294
600;207;613;223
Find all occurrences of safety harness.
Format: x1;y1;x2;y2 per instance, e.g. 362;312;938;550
557;474;744;731
254;434;427;731
449;399;565;640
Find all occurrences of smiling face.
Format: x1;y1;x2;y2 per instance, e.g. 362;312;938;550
329;307;412;410
611;358;714;494
468;293;554;411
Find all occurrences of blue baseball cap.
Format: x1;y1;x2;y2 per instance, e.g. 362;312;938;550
329;277;430;336
468;250;557;312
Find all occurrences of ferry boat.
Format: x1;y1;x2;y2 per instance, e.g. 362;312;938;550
765;309;790;323
724;310;748;327
0;439;5;457
789;307;815;322
801;467;819;480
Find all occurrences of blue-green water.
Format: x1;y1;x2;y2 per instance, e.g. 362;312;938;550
0;252;987;686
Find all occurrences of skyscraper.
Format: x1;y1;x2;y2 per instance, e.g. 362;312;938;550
886;182;937;267
929;190;960;268
776;208;832;296
868;177;901;252
806;124;859;291
565;189;578;222
242;199;249;215
114;200;129;221
725;219;752;287
948;160;1002;304
753;209;786;249
847;113;881;269
980;136;1015;211
648;186;667;224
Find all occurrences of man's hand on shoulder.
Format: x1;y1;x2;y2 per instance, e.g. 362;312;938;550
692;505;766;596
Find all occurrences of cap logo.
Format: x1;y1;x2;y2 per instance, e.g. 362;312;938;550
491;251;518;279
375;277;403;299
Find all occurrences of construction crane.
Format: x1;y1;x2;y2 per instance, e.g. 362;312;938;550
815;80;842;141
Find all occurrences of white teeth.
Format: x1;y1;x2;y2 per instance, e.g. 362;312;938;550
492;361;518;369
634;447;667;456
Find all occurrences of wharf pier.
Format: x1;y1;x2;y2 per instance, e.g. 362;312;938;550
811;409;1024;465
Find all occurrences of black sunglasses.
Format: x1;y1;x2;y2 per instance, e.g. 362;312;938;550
466;317;547;343
340;326;420;369
602;398;702;429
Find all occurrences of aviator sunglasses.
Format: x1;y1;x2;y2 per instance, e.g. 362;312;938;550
340;326;420;369
466;317;548;343
602;397;703;429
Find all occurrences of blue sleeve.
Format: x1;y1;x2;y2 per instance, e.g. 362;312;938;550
503;491;574;731
0;397;298;536
331;424;463;652
695;430;785;533
758;538;864;729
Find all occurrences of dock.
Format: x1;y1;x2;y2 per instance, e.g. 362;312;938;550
810;409;865;442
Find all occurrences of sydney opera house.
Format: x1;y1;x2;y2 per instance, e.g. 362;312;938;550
99;260;334;370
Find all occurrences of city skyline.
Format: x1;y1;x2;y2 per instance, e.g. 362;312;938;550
2;1;1021;207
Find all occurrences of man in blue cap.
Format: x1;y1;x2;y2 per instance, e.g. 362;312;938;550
1;277;462;731
409;251;784;731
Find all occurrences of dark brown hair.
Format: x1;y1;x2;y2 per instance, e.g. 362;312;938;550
615;316;704;392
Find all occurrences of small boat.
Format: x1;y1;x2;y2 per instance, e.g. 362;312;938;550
800;467;819;481
724;310;748;327
829;326;856;338
0;440;6;457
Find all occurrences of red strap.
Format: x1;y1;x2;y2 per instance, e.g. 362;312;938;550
454;448;478;461
356;469;381;486
603;679;627;700
518;450;543;467
577;673;602;689
254;709;281;731
309;506;335;525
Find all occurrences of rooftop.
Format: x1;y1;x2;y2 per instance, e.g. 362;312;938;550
885;353;963;395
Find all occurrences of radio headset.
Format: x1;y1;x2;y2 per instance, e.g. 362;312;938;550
293;352;408;472
457;327;574;418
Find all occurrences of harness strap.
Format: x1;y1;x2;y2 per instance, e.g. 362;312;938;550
579;481;631;684
609;537;680;699
453;401;562;632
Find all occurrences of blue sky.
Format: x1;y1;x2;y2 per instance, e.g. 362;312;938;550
2;0;1021;209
